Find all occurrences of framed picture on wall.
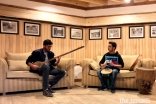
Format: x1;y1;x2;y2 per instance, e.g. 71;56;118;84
107;27;121;39
24;22;41;36
0;19;19;34
52;25;66;38
89;28;102;40
129;26;144;38
70;27;83;40
150;25;156;38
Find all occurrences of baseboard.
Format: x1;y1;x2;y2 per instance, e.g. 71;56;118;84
74;79;82;82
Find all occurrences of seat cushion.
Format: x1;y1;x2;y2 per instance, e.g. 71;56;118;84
7;71;54;80
7;71;40;79
89;69;135;78
118;70;136;78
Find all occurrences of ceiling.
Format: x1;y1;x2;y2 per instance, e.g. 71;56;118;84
28;0;156;10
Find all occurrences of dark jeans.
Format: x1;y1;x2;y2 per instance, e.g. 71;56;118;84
38;64;65;90
97;68;118;87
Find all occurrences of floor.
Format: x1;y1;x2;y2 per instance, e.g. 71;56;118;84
0;82;156;104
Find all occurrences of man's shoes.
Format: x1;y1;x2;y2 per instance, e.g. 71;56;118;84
98;86;106;91
110;86;115;93
48;87;55;93
43;89;53;97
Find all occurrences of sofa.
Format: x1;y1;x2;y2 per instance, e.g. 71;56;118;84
80;55;156;89
0;52;76;95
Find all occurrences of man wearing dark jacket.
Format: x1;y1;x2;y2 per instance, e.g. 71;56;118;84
97;41;124;93
26;39;65;97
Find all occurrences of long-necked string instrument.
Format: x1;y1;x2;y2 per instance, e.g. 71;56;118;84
33;46;84;68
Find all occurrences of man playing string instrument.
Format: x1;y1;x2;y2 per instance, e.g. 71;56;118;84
97;41;124;93
26;39;65;97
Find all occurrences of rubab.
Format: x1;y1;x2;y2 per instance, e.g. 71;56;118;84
33;46;84;68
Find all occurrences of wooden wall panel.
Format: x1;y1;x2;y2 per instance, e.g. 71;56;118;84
85;25;156;61
0;20;85;63
0;5;156;64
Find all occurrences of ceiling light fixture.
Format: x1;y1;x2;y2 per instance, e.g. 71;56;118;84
125;0;131;3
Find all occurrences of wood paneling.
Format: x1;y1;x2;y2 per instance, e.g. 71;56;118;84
0;20;85;63
85;25;156;61
0;5;156;64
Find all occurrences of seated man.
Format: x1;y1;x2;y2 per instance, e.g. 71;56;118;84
97;41;124;93
26;39;65;97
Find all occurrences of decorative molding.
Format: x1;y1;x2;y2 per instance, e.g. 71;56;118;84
0;3;84;18
2;15;156;28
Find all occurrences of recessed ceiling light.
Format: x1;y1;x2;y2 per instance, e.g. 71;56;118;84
125;0;131;3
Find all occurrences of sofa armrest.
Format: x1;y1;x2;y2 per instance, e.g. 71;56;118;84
0;58;8;94
79;58;94;68
57;58;76;72
57;58;76;88
79;58;94;86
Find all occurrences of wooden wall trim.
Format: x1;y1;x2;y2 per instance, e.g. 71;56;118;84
1;15;156;28
0;15;85;28
86;22;156;28
0;3;84;18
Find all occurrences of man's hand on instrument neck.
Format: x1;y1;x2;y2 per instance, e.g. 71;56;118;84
55;56;61;65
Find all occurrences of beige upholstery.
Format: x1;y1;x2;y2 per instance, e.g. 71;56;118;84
80;55;156;89
0;52;76;95
7;60;30;71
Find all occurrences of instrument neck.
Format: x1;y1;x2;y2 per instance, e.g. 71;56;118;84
46;46;84;63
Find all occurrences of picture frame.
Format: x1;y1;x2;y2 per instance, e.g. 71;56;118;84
0;19;19;34
70;27;83;40
24;22;41;36
51;25;66;38
89;28;102;40
150;25;156;38
129;26;144;38
107;27;121;39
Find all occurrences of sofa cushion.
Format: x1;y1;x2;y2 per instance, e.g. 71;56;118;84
7;60;30;71
94;56;103;64
90;61;100;70
120;55;139;70
89;69;135;78
6;52;31;60
7;71;39;79
7;71;54;80
141;58;156;68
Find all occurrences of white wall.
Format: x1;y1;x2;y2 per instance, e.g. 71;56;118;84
74;65;82;79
